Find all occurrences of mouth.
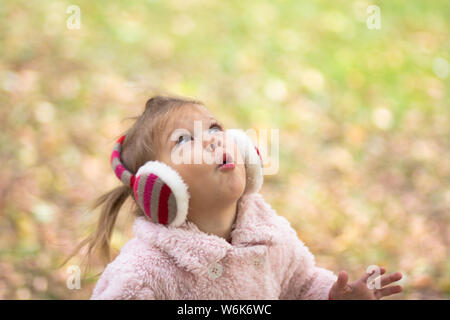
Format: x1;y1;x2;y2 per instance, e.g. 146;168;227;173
217;152;235;170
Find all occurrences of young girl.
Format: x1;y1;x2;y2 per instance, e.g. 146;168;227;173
74;95;403;300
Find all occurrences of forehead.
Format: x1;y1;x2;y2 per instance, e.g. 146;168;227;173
164;103;216;132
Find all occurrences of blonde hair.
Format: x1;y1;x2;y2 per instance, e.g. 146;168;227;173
61;95;203;271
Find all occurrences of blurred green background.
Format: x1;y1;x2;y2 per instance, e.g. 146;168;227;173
0;0;449;299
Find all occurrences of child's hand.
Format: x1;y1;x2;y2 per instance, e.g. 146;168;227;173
329;267;403;300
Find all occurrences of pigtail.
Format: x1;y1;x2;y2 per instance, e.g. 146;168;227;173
60;185;131;271
85;185;131;264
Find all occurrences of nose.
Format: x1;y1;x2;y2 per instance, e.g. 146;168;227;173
203;131;223;152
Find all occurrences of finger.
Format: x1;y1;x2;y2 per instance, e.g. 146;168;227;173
379;272;403;287
361;267;382;282
336;271;349;290
374;285;403;299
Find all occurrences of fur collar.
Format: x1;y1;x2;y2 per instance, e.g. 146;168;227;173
132;193;285;274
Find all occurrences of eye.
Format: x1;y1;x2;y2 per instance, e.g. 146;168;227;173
176;133;192;146
209;122;223;134
174;122;222;147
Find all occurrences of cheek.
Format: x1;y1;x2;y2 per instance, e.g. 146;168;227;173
172;163;212;193
173;163;196;182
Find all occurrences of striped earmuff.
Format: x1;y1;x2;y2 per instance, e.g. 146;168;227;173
111;135;189;227
111;129;263;227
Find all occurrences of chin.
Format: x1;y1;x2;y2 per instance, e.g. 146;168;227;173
220;178;245;201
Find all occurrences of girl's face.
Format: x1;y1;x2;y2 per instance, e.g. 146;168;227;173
157;104;246;215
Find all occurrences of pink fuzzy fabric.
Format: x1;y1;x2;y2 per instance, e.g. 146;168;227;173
90;193;337;299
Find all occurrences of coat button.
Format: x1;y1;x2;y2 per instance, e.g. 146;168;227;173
208;262;223;279
253;255;265;267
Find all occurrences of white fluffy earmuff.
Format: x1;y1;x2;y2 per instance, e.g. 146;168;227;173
225;129;264;195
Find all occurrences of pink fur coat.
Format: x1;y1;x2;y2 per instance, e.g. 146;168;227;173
91;193;337;299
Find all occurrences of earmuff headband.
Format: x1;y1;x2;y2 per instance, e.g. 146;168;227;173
110;135;190;227
110;135;136;188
